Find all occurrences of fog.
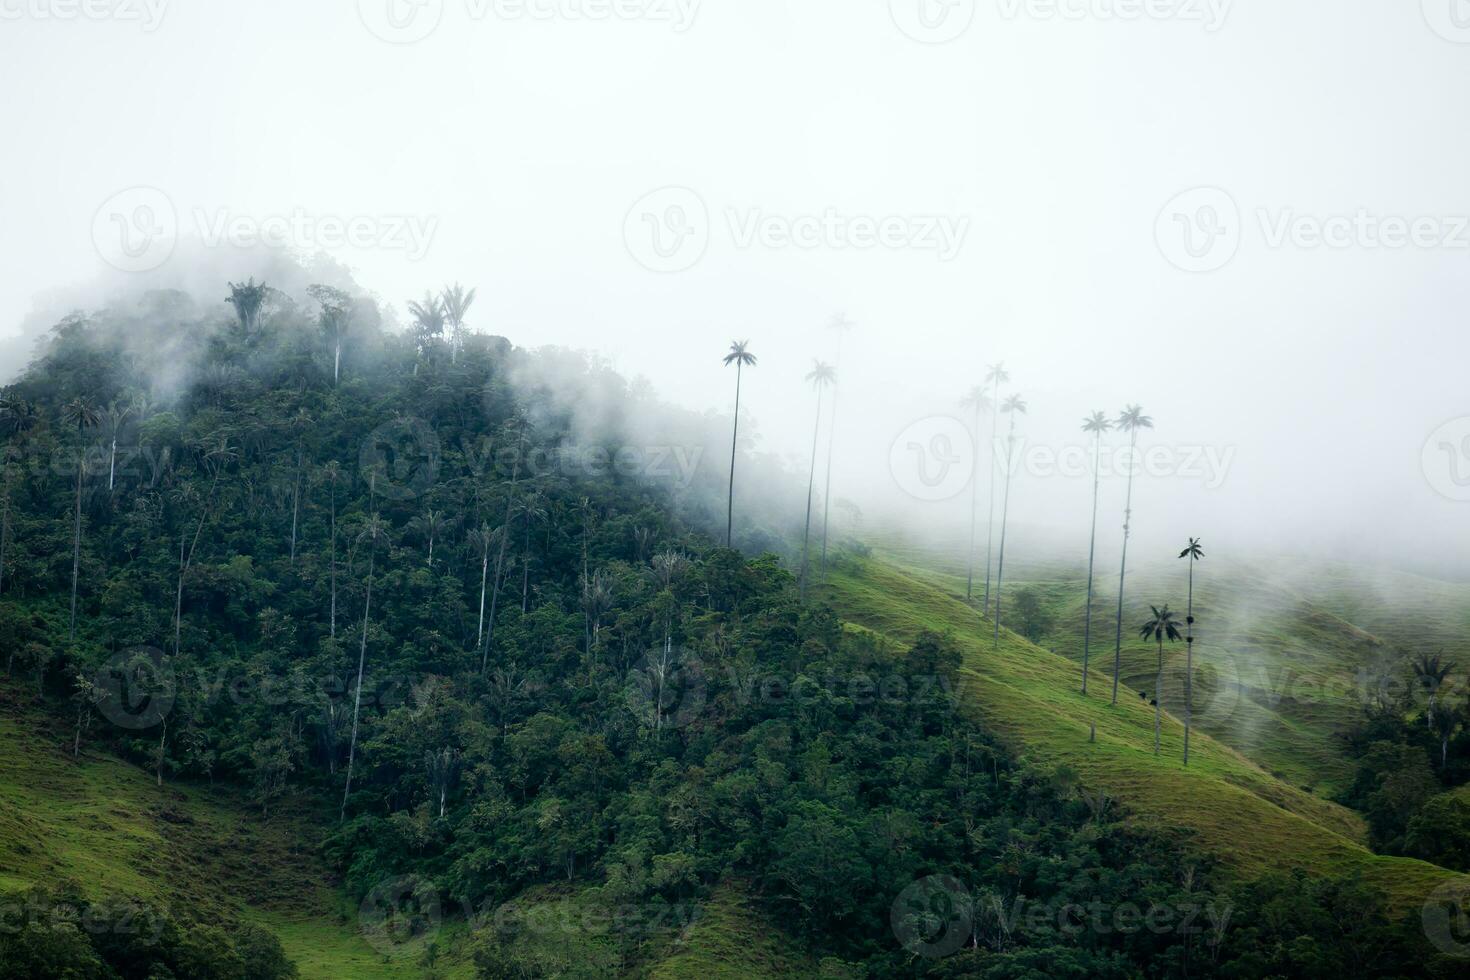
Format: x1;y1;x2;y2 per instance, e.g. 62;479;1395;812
3;2;1468;574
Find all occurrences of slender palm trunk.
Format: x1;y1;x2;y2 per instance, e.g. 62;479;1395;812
289;451;302;564
329;475;338;638
992;417;1016;649
1154;635;1163;755
108;438;117;491
175;468;223;656
726;363;743;549
340;541;376;822
475;540;489;648
483;438;522;673
966;402;982;602
333;343;341;385
521;518;532;612
1082;430;1103;694
799;386;824;600
1111;428;1140;705
982;377;1002;614
1184;558;1195;766
818;383;838;581
69;457;83;641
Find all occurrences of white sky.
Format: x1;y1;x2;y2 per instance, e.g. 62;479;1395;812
3;1;1469;567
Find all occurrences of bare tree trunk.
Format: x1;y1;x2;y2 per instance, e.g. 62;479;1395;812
1154;637;1163;755
108;438;117;491
992;418;1016;649
1184;557;1195;765
966;402;981;602
726;362;742;548
155;715;168;786
982;375;1002;614
329;474;338;638
340;544;375;822
1082;429;1102;695
819;376;840;582
799;386;824;601
69;458;83;641
1111;428;1139;706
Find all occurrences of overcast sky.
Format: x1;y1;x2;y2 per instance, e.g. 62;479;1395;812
3;1;1469;569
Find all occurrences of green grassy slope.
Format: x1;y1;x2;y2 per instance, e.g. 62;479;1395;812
861;530;1470;798
0;681;468;979
817;552;1456;913
0;681;813;979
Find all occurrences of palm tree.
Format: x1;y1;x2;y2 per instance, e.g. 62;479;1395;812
407;292;446;368
1139;604;1183;755
981;362;1010;614
308;285;353;384
440;283;476;364
61;398;99;641
341;513;387;822
1110;404;1154;705
722;341;757;548
1432;702;1464;769
1412;653;1457;728
819;314;854;581
321;460;342;637
991;394;1027;648
467;523;499;653
961;385;994;603
408;508;447;568
99;401;133;492
173;438;236;657
225;278;269;334
1080;411;1112;694
1179;537;1204;765
799;361;836;600
517;492;547;612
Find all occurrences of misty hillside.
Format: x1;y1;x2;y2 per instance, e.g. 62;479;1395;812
1;270;1468;979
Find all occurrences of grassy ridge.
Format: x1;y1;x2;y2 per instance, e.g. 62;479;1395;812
817;552;1456;912
0;681;468;979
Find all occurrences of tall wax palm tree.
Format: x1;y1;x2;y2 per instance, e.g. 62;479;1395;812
440;283;476;364
407;292;446;367
225;278;269;335
1179;537;1204;764
99;401;133;492
409;508;447;567
341;513;387;822
517;492;547;612
991;394;1027;648
722;341;757;548
1079;411;1113;693
173;438;236;657
1110;404;1154;705
61;398;99;641
468;523;500;653
961;385;994;603
1139;604;1183;755
308;285;353;385
981;362;1010;614
799;361;836;600
819;314;854;580
320;460;343;637
1412;653;1457;728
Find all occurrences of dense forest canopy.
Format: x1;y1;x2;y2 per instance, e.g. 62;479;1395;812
0;263;1463;978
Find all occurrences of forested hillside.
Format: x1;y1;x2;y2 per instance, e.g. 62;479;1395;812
0;265;1462;978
